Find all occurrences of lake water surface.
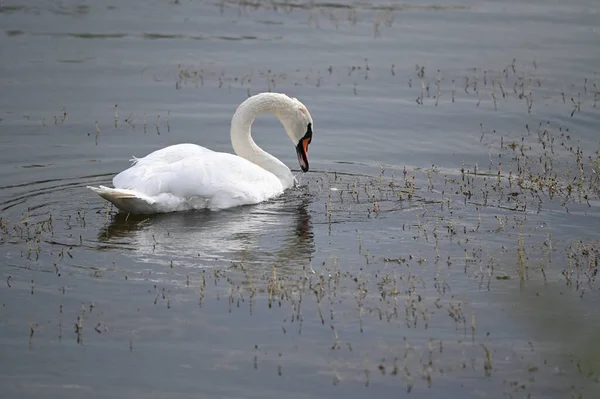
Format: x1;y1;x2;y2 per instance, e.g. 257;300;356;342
1;0;600;398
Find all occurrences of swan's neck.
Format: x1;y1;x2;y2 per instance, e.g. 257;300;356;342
230;93;296;188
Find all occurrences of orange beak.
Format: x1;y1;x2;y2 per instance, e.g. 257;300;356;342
296;137;310;172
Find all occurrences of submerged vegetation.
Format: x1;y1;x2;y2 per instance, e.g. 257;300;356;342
1;95;599;393
1;0;599;397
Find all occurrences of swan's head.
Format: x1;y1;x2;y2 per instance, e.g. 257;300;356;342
277;98;313;173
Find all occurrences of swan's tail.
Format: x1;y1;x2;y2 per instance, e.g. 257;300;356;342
87;185;157;214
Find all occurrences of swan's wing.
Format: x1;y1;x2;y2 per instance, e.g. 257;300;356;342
127;143;214;167
113;150;283;209
114;143;214;192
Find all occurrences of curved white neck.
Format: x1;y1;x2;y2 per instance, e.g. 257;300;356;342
230;93;297;188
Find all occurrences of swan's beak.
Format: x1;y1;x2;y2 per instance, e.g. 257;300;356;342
296;137;310;172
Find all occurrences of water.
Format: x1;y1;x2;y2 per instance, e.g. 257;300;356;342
1;0;600;397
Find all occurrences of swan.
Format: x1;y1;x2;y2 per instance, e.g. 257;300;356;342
87;92;314;214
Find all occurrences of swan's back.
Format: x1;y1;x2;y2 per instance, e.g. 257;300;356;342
98;143;285;213
113;143;213;188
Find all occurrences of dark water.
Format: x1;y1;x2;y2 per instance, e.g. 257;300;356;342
1;0;600;397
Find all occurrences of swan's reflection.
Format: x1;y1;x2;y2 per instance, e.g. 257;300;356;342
96;189;315;271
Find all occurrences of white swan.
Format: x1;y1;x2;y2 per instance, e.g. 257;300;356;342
87;92;314;214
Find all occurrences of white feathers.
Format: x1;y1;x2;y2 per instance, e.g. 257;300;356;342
88;93;313;214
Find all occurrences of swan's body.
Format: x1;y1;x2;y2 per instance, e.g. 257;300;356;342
88;93;314;214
